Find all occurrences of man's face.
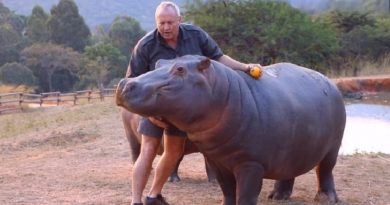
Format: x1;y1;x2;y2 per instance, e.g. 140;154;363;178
155;7;181;42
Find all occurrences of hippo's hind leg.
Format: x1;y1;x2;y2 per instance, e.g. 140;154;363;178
204;156;217;182
268;178;295;200
127;131;141;163
167;155;183;182
314;150;339;203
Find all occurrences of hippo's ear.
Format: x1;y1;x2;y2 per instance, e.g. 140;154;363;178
198;58;211;72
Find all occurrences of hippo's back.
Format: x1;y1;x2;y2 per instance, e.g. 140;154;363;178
237;63;346;178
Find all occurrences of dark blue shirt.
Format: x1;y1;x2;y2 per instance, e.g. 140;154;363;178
126;24;223;78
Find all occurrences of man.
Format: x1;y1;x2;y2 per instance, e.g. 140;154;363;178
126;2;261;205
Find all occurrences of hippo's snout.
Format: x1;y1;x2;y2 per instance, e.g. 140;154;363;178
115;78;128;107
116;78;140;108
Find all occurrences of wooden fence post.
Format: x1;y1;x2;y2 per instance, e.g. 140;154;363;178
56;92;60;106
88;90;92;102
74;93;77;105
19;93;23;110
39;94;43;107
1;87;117;115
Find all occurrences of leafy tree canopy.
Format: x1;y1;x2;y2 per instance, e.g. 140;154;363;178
21;43;81;92
0;62;36;86
185;0;339;71
80;42;127;89
26;5;49;43
109;16;145;58
0;3;29;67
47;0;91;52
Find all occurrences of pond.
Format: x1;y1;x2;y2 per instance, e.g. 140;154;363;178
340;93;390;155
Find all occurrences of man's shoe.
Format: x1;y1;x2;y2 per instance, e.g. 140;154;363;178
144;194;169;205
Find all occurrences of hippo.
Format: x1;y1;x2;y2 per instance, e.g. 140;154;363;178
116;55;346;205
120;109;216;182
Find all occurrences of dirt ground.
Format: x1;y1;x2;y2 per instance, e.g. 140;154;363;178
0;101;389;205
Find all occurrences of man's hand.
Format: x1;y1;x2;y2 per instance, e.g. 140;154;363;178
246;64;263;79
149;117;169;129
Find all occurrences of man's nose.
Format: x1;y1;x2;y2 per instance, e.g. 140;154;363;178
162;24;170;31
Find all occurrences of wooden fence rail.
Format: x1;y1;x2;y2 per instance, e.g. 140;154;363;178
0;88;116;115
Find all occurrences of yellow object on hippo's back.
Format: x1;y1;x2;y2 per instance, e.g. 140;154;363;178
249;66;262;79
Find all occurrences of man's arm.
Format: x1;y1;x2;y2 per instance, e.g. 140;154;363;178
218;55;250;72
218;55;262;75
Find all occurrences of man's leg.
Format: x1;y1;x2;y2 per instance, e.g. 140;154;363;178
131;135;161;204
147;134;185;198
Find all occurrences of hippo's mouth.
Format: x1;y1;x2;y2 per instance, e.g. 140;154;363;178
156;81;182;94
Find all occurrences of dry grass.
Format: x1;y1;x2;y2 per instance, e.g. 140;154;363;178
0;100;389;205
0;85;35;93
0;100;114;139
328;55;390;78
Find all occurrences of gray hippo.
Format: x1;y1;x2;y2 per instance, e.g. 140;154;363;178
120;109;216;182
116;55;346;205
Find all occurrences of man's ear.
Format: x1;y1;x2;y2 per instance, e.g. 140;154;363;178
198;58;210;72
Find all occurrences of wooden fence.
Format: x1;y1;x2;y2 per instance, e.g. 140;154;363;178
0;88;116;115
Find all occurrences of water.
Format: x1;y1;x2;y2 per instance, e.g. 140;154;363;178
340;103;390;155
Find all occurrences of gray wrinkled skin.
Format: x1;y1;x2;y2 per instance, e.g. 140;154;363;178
116;55;346;205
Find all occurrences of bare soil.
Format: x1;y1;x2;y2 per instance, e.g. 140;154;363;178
0;101;389;205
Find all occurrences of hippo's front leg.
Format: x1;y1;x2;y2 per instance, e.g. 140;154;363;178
234;162;264;205
211;163;236;205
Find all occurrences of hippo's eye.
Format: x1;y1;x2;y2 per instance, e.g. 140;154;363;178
174;67;185;75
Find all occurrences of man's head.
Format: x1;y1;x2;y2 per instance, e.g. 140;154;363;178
155;1;181;42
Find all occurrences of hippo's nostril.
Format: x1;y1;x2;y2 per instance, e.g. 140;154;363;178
125;81;137;92
117;79;127;93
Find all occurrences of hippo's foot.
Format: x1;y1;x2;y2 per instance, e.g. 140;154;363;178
268;189;291;200
314;190;339;204
207;176;218;183
268;179;294;200
167;174;180;182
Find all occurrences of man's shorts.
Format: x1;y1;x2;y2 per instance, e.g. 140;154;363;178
137;117;187;138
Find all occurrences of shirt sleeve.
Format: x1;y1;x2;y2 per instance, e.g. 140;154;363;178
125;42;149;78
199;28;224;60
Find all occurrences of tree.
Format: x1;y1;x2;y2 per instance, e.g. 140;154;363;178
319;11;390;74
185;0;339;72
328;0;390;13
367;16;390;59
91;23;111;44
80;42;127;89
47;0;91;52
0;3;28;66
321;11;375;33
109;16;145;58
0;62;36;86
0;3;11;24
0;23;22;65
26;5;49;43
82;57;109;90
21;43;81;92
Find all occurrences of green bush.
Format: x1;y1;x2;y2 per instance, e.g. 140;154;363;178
185;0;340;72
0;62;36;86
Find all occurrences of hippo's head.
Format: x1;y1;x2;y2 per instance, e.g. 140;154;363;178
116;55;226;131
